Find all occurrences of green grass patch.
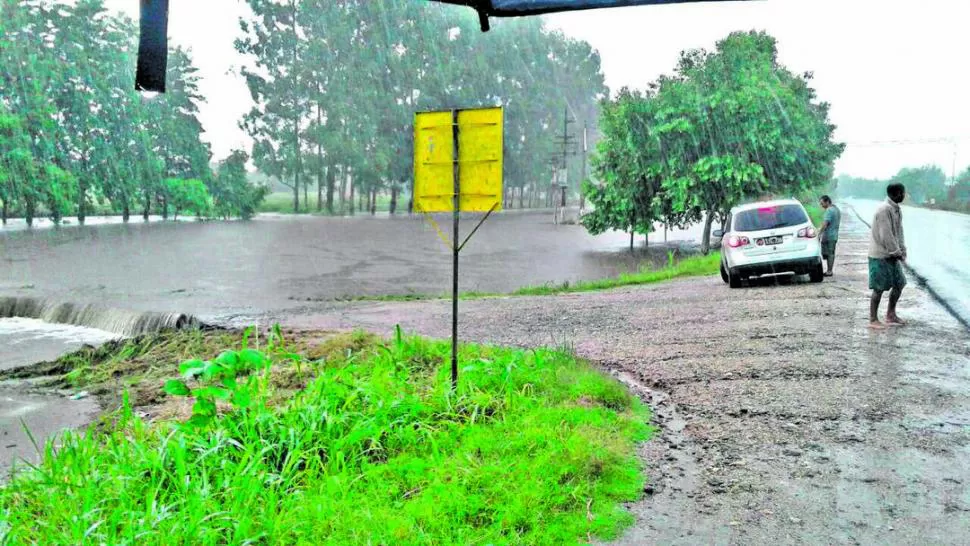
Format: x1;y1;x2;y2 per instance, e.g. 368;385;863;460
512;252;721;296
339;252;721;303
258;191;395;215
0;332;652;545
803;202;824;227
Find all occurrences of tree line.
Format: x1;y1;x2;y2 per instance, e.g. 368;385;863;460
836;166;970;211
582;31;845;253
0;0;267;226
237;0;607;215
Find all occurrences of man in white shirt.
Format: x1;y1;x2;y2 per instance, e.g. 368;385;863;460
868;183;907;329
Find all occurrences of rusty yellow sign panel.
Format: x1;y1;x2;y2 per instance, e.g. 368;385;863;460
413;107;503;213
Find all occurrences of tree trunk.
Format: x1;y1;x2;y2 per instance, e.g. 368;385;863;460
317;166;323;213
370;189;376;215
77;180;87;225
122;200;130;223
1;199;7;225
325;161;336;214
519;186;524;208
629;230;634;252
303;176;309;212
390;186;398;215
143;193;151;221
701;209;715;255
291;5;302;215
25;199;35;227
161;196;168;220
349;183;355;215
339;168;348;214
316;102;324;213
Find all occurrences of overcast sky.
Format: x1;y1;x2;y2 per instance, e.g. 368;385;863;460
105;0;970;179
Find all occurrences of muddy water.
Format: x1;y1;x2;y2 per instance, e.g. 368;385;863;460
0;211;701;472
0;319;113;474
0;318;117;370
0;211;701;324
0;389;100;475
845;199;970;325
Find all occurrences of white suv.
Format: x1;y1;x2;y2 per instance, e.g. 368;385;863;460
714;199;823;288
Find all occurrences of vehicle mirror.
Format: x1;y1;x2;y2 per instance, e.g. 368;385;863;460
712;229;724;238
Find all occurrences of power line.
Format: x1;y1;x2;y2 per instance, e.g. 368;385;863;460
845;135;970;147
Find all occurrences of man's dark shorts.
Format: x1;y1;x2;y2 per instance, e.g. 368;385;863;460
821;239;837;259
869;257;907;292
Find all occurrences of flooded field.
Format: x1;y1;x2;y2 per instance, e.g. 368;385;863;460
0;211;702;326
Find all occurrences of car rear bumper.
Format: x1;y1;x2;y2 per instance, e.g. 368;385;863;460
732;256;821;277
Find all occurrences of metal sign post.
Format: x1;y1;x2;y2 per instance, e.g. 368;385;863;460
414;107;503;391
449;110;461;391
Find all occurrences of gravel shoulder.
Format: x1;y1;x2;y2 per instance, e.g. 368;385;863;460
282;210;970;545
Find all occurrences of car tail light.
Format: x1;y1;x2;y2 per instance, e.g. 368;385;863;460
727;235;750;248
797;227;817;239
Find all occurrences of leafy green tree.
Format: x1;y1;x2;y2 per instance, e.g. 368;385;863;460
949;167;970;205
586;31;844;253
0;112;34;224
237;1;606;214
42;164;78;224
164;178;211;220
582;90;662;249
212;149;268;220
1;0;213;224
238;0;308;213
890;165;946;204
834;173;887;200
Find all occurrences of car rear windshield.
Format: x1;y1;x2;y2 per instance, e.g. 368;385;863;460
733;205;809;232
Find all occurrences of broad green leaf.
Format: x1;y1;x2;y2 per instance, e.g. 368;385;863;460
163;380;191;397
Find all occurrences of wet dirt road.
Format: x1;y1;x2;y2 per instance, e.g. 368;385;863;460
282;212;970;544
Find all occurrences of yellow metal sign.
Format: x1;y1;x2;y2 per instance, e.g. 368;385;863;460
413;107;503;213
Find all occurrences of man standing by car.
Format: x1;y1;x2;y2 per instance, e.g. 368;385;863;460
868;183;907;329
817;195;841;276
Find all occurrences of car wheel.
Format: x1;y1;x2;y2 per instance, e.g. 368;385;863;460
808;263;824;283
728;268;743;289
720;262;729;284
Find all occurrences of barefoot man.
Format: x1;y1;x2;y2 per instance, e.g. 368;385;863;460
868;183;907;329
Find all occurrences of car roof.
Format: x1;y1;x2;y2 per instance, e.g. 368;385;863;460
731;198;802;214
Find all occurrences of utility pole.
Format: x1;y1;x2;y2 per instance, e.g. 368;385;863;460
580;122;588;212
549;106;578;223
561;107;569;210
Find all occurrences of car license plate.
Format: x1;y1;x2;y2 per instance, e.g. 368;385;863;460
759;236;784;246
